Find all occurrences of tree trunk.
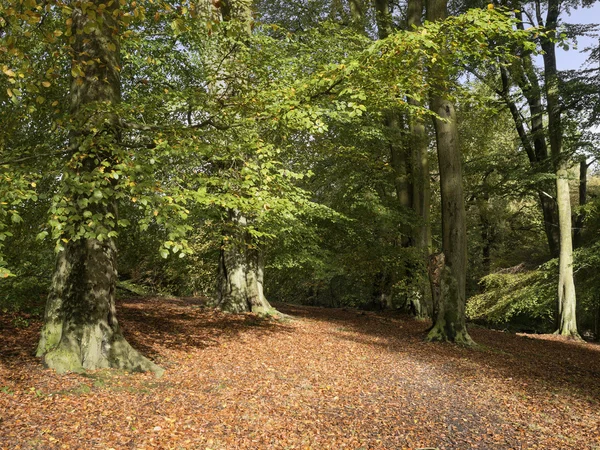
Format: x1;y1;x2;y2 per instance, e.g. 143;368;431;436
216;211;273;314
500;13;560;258
217;242;274;314
38;240;162;374
424;0;473;345
213;1;276;316
573;159;588;248
555;164;579;337
36;1;162;375
376;0;429;315
407;0;432;319
541;0;580;339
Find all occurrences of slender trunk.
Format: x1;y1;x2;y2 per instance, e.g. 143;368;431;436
376;0;426;314
478;182;492;278
541;0;580;338
37;1;162;375
424;0;473;345
388;115;413;214
481;220;492;277
501;13;560;258
407;0;431;319
573;159;587;248
555;164;579;337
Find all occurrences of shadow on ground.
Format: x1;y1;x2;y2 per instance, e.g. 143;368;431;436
0;296;295;372
275;302;600;403
2;298;599;407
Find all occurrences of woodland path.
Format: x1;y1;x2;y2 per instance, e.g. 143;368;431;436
1;297;599;449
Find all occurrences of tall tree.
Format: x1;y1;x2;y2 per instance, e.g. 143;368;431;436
498;10;560;258
540;0;579;338
425;0;473;344
214;0;275;314
36;1;163;374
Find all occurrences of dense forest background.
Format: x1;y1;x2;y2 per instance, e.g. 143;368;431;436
1;0;600;374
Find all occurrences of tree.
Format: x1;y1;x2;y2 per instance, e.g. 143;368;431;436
35;1;163;374
424;0;474;345
540;0;579;338
211;0;276;314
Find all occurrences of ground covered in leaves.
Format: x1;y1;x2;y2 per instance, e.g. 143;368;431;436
1;298;599;449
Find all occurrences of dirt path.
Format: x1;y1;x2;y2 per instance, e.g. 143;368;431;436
1;298;599;449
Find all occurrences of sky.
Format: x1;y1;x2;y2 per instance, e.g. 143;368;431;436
556;3;600;70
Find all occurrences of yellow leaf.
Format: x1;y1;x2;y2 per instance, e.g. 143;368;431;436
2;67;15;77
42;81;51;87
487;3;494;8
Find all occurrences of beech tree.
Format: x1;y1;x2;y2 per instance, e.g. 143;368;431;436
35;0;163;374
540;0;579;338
423;0;473;344
490;0;581;337
0;0;564;382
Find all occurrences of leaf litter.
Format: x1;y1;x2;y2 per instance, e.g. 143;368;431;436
1;298;599;449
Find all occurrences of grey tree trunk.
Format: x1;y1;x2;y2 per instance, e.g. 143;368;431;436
573;159;588;248
36;1;163;375
424;0;473;345
216;212;273;314
541;0;580;338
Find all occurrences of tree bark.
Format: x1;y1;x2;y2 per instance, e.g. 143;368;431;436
573;159;588;248
407;0;432;319
37;1;162;375
424;0;473;345
541;0;580;338
216;211;273;314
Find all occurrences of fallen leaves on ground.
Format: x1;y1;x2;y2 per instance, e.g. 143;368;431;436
1;298;599;449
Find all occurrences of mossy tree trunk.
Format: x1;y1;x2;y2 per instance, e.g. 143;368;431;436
36;1;163;375
424;0;473;345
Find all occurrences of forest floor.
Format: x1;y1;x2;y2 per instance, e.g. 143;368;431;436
1;298;599;450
